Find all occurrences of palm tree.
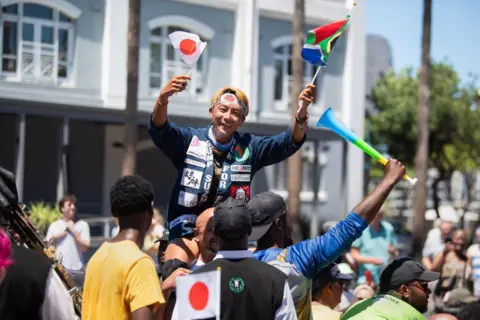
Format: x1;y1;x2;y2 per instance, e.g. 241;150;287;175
288;0;305;243
121;0;141;176
412;0;432;256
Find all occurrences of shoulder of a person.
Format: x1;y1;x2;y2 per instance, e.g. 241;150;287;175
48;219;64;230
381;220;395;230
247;258;287;277
192;259;221;274
75;220;89;228
131;255;157;272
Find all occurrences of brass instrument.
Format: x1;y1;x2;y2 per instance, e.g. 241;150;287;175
1;203;82;317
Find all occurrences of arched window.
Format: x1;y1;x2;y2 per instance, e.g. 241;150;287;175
271;36;320;111
1;2;77;84
148;17;213;98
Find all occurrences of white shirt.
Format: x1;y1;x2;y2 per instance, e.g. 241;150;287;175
422;228;445;259
41;268;78;320
172;250;297;320
46;219;90;270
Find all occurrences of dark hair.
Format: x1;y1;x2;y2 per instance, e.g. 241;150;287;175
110;175;154;217
458;300;480;320
58;194;77;212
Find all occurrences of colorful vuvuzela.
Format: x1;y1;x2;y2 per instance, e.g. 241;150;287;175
316;107;417;186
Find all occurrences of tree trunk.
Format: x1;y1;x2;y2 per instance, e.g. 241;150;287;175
412;0;432;257
121;0;141;176
432;170;444;218
287;0;305;243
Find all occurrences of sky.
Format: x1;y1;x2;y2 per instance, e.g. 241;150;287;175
366;0;480;84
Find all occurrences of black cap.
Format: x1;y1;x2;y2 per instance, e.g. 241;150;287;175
214;197;252;240
379;257;440;293
247;192;286;241
312;263;353;291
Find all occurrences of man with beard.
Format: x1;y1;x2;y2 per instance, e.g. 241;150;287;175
159;208;218;319
247;159;406;320
190;207;219;270
341;257;440;319
161;208;219;277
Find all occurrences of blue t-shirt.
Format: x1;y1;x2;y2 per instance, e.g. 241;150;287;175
352;220;397;285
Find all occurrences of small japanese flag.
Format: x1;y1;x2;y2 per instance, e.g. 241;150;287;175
176;269;221;319
168;31;207;66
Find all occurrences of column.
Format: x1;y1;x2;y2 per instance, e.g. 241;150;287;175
102;125;124;216
341;0;366;211
101;0;129;109
231;0;259;118
15;114;26;203
56;118;69;200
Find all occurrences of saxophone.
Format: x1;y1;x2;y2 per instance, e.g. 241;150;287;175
1;203;82;317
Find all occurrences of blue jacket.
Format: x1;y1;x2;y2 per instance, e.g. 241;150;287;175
148;119;305;225
253;212;368;320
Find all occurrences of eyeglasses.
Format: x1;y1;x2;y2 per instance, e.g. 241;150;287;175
408;281;429;292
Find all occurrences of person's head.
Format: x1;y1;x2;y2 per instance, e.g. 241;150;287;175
193;208;219;262
213;198;252;250
209;88;249;141
439;220;454;238
451;229;467;254
353;284;375;303
110;175;154;235
58;194;77;220
379;257;440;313
247;191;291;249
457;300;480;320
475;227;480;244
0;230;13;287
312;263;353;309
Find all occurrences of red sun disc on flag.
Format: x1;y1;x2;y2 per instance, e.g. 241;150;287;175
179;39;197;55
189;281;209;310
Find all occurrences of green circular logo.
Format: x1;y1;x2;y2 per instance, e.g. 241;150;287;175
229;276;245;293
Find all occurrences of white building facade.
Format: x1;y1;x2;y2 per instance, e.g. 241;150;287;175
0;0;366;228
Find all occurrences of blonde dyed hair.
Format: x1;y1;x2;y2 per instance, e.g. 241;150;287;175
210;87;250;118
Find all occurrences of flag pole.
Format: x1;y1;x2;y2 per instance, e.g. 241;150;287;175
216;266;221;320
310;66;322;85
187;68;192;77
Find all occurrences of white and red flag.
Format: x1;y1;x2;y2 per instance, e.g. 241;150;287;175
168;31;207;66
175;269;221;319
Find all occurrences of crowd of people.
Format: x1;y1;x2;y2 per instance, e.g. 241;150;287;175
0;75;479;319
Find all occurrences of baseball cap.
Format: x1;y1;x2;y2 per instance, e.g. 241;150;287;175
312;263;353;291
379;257;440;293
246;192;286;241
214;197;252;240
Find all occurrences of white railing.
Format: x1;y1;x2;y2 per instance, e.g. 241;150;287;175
19;41;57;84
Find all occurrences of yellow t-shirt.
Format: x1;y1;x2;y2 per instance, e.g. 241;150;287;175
312;302;342;320
82;240;165;320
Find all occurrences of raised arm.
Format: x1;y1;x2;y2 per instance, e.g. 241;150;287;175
149;75;194;164
285;159;406;278
151;75;191;129
291;84;316;143
252;84;317;168
350;160;405;223
251;128;305;169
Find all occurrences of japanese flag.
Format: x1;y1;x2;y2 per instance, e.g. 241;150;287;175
176;269;221;319
168;31;207;66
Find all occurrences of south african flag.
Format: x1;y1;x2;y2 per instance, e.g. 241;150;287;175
301;16;350;66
